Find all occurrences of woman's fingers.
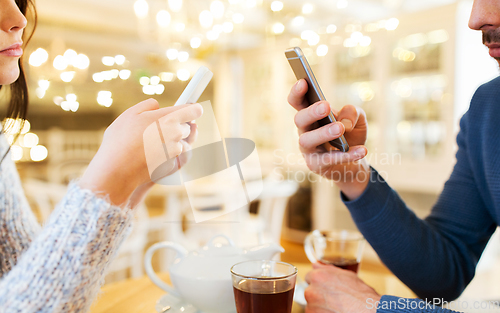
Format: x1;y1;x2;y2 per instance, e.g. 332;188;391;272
184;122;198;145
128;98;160;114
144;102;203;121
180;123;191;140
170;103;203;123
165;141;184;159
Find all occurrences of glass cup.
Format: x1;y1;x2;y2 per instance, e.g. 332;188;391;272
231;260;297;313
304;229;365;273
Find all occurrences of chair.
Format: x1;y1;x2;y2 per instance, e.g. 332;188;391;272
241;179;299;245
181;179;299;247
23;178;150;283
105;202;149;282
41;128;102;184
22;179;68;222
142;185;196;272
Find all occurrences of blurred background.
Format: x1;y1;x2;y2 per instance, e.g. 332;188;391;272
3;0;500;299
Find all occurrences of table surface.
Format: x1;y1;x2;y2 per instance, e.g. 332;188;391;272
90;262;415;313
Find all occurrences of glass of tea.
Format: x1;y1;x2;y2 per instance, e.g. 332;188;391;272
304;229;365;273
231;260;297;313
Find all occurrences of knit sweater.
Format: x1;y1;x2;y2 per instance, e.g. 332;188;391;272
0;133;133;312
344;75;500;312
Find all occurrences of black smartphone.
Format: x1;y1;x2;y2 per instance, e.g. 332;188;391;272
285;47;349;152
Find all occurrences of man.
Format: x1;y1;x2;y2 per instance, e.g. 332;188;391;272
287;0;500;312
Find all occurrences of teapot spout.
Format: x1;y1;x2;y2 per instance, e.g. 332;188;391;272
244;242;285;260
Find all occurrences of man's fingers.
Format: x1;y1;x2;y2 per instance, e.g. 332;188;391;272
305;271;313;285
304;305;333;313
294;101;332;132
299;122;345;152
337;105;358;132
287;79;309;111
337;105;366;132
305;145;367;167
312;262;333;270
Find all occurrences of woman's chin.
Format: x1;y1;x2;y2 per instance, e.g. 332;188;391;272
0;64;20;86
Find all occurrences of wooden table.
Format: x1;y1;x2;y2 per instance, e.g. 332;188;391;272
90;262;415;313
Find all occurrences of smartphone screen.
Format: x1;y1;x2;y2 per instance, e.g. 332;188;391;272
285;47;349;152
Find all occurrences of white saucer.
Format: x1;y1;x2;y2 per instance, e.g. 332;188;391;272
155;293;199;313
293;281;308;307
156;288;306;312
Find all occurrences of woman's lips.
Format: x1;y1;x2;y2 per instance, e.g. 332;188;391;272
0;44;23;57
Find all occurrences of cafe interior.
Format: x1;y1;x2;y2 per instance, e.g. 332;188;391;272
3;0;500;311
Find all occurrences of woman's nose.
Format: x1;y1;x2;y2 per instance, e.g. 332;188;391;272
0;0;28;33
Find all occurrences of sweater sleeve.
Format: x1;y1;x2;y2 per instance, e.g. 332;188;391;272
0;134;133;312
343;110;496;301
0;182;133;312
0;135;42;276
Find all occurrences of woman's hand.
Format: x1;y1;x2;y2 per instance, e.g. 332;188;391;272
127;122;198;209
288;79;371;200
175;121;198;170
79;99;203;206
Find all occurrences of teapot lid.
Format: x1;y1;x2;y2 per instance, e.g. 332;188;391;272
169;235;285;280
170;235;243;280
200;234;242;256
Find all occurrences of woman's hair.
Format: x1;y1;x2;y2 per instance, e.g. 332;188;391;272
0;0;37;163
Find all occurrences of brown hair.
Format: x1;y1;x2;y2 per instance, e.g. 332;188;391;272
0;0;37;162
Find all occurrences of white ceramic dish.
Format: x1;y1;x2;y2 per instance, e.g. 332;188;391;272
155;293;198;313
155;293;238;313
293;280;308;307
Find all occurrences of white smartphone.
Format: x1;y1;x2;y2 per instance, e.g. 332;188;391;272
174;66;213;106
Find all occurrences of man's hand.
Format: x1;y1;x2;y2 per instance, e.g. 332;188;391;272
304;263;381;313
288;79;371;200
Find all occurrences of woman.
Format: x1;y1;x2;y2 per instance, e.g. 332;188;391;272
0;0;202;311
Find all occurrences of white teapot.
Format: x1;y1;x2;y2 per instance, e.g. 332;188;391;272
144;235;284;313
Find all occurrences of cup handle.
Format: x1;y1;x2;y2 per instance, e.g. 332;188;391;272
144;242;188;297
304;233;318;264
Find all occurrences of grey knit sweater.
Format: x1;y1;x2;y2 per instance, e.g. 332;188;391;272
0;133;133;312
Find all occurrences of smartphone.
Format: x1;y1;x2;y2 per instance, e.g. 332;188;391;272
174;66;213;106
285;47;349;152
